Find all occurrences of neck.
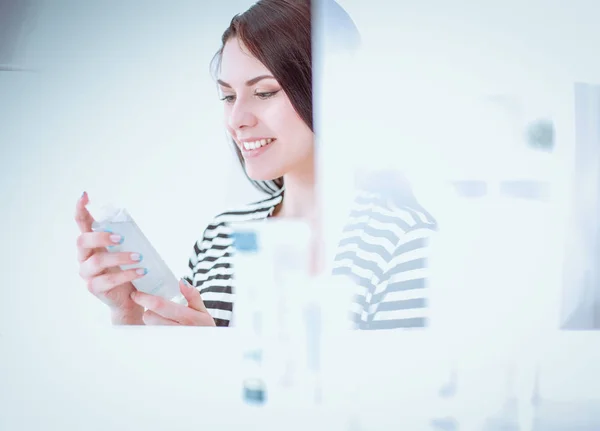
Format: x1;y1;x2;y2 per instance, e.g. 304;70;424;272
275;161;316;220
273;159;324;276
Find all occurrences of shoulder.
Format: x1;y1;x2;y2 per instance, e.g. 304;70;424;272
208;190;283;230
353;169;437;233
348;189;437;245
354;190;436;228
191;190;283;257
335;188;436;284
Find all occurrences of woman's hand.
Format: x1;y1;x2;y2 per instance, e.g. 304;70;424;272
131;279;216;326
75;192;145;324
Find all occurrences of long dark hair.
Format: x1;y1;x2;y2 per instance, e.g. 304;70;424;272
211;0;362;195
210;0;313;194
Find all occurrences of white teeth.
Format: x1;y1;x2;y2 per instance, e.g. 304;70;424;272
242;139;274;151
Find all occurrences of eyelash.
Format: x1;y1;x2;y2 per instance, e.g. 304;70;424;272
220;90;280;104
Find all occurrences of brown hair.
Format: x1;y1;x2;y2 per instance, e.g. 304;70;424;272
211;0;313;194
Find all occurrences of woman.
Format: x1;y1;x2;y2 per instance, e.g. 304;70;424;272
74;0;437;329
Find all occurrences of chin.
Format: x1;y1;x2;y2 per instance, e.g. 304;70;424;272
245;166;284;182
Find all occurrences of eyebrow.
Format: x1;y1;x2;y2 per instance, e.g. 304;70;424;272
217;74;276;88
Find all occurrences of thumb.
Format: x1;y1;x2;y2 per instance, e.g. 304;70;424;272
179;279;208;312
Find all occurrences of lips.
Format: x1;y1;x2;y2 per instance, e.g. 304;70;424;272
238;138;276;159
240;138;274;151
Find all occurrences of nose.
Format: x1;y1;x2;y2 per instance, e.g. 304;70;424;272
227;98;258;131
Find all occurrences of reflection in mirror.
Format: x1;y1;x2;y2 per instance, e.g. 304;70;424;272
315;0;442;331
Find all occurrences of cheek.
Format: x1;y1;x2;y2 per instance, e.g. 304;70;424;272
265;100;308;138
224;108;234;136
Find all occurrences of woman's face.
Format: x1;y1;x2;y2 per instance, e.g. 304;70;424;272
218;37;314;181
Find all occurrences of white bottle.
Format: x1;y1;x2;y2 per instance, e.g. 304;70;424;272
91;205;181;300
231;219;316;409
231;226;270;406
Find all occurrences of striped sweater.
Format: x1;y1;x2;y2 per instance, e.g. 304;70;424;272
183;185;437;329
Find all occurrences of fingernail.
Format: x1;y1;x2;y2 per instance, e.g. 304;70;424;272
81;191;86;198
131;253;142;261
110;234;123;244
136;268;148;276
181;278;192;287
103;228;113;234
130;291;137;299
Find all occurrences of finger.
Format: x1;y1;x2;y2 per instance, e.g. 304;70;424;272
142;309;179;326
75;191;95;233
130;290;201;325
76;231;125;263
87;267;147;295
179;278;208;312
76;231;125;259
77;232;123;263
79;251;143;279
77;246;94;265
75;192;99;263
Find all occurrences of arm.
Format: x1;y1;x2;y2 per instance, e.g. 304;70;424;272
365;226;435;330
180;220;234;327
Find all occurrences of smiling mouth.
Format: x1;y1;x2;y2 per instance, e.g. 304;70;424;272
241;138;275;151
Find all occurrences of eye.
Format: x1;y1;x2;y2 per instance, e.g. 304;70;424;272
220;95;235;104
255;90;280;100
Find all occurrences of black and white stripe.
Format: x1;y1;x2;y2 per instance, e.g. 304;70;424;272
184;186;437;329
332;191;437;330
183;190;282;326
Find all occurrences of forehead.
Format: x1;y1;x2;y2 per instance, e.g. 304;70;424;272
219;38;271;84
